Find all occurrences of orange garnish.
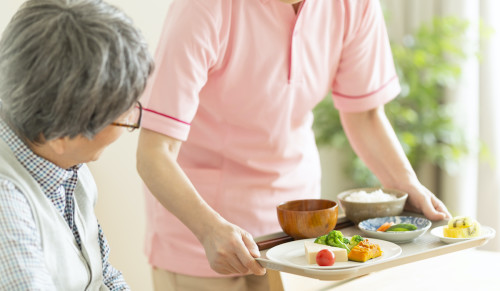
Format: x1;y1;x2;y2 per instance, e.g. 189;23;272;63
377;222;394;232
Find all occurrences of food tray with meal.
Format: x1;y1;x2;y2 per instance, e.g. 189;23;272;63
258;189;495;281
255;214;495;281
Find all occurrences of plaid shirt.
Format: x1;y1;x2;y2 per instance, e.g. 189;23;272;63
0;118;130;290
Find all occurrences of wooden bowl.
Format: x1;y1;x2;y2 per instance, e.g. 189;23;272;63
276;199;338;239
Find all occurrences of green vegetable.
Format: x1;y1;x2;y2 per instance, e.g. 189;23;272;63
314;230;354;252
326;230;350;251
348;235;364;250
315;231;365;252
386;223;417;232
314;234;328;245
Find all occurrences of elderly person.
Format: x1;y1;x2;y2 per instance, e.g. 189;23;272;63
0;0;153;289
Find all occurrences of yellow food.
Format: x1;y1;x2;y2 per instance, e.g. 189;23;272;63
448;216;474;228
347;239;382;262
304;241;348;264
443;216;481;238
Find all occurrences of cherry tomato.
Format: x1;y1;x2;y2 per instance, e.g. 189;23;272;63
316;249;335;266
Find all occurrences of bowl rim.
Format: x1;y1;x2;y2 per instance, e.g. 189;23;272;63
276;198;338;212
337;187;408;204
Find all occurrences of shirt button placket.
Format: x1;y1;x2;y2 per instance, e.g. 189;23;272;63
289;24;302;84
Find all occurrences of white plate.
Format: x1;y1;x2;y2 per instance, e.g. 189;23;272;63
430;225;496;244
266;238;402;270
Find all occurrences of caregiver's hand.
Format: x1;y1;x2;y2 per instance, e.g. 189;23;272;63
137;129;266;276
339;107;451;222
402;181;451;221
198;217;266;275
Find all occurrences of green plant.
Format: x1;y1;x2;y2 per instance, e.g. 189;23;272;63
313;17;484;187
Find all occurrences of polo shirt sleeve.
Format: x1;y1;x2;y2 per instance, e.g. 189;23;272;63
331;0;401;113
141;0;220;141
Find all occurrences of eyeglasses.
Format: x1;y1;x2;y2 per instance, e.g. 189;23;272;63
111;101;143;132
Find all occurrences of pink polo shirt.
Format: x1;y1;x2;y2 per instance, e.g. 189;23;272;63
141;0;400;277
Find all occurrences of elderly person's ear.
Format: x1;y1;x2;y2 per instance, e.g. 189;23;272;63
45;137;67;155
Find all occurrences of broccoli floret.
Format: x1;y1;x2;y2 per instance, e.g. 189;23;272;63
314;230;360;252
348;235;364;250
314;234;328;245
324;230;350;251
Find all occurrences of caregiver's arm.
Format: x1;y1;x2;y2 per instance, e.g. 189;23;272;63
339;105;451;221
136;129;265;275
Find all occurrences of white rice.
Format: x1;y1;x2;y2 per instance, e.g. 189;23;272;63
345;189;397;202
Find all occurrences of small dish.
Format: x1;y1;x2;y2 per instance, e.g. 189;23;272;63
358;216;432;243
430;225;496;244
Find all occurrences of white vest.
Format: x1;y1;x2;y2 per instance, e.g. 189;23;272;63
0;139;108;291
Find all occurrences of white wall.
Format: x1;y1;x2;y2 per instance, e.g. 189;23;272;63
0;1;172;290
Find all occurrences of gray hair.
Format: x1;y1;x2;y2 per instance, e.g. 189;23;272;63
0;0;154;143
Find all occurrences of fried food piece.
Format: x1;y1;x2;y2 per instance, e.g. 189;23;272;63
347;239;382;262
